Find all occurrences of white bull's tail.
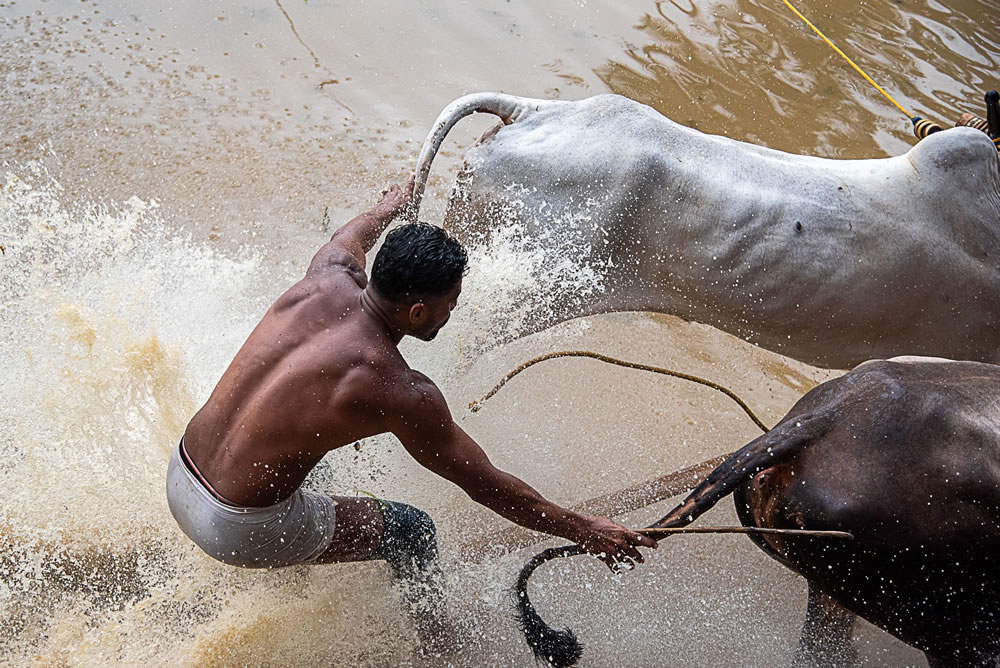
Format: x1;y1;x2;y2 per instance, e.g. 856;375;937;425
412;92;538;217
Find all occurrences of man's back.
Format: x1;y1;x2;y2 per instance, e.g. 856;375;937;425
184;250;406;506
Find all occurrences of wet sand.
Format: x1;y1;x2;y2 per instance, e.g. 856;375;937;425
2;0;997;664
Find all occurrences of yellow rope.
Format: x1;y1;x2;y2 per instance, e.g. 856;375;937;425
468;350;771;433
781;0;914;120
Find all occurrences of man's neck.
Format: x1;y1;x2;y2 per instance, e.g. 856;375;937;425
360;288;405;345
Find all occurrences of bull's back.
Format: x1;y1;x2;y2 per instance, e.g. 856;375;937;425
452;94;996;241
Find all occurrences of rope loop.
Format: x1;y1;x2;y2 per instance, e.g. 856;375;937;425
469;349;771;433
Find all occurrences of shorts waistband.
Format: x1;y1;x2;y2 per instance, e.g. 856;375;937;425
179;438;242;507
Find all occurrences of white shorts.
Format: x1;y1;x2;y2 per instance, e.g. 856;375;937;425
166;440;337;568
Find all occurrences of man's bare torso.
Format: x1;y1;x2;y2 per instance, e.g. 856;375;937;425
183;251;414;507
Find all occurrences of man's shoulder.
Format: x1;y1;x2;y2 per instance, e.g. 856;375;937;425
333;356;448;438
381;370;453;443
382;366;448;417
384;363;440;399
273;264;360;315
337;345;435;398
306;242;367;286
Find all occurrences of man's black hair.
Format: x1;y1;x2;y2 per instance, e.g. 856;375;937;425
369;222;468;303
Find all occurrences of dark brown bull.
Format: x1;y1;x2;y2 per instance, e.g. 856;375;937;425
516;357;1000;667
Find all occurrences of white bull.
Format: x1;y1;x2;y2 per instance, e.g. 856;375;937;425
412;93;1000;369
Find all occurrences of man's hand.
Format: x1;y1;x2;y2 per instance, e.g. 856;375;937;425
314;174;417;271
373;175;416;222
572;516;657;571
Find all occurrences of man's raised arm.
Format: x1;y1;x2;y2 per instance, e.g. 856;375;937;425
313;175;415;271
391;378;657;568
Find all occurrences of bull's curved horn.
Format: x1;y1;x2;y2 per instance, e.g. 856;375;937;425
412;92;538;220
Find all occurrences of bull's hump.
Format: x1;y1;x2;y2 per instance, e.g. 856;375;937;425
908;126;998;171
905;126;1000;204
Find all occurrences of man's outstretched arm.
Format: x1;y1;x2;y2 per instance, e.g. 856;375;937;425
311;175;415;272
392;379;657;567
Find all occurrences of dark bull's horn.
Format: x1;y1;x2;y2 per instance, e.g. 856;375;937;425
956;90;1000;153
913;90;1000;151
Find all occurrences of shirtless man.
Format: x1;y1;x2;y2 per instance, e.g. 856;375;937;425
166;176;655;641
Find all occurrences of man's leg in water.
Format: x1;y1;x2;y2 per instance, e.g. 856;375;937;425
310;497;385;564
312;497;450;652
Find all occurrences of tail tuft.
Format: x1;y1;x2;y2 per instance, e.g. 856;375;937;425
512;544;587;666
513;586;584;667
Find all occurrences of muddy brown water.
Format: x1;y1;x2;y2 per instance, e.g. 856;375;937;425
2;0;996;665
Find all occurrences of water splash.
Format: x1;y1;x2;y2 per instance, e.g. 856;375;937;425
0;163;294;661
0;162;608;665
0;162;914;666
418;219;604;366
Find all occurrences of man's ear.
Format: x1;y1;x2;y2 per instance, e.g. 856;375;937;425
408;302;425;325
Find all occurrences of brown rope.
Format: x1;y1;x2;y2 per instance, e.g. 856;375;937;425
469;350;771;433
460;351;778;561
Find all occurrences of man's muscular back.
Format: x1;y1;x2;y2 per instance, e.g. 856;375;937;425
184;249;416;507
